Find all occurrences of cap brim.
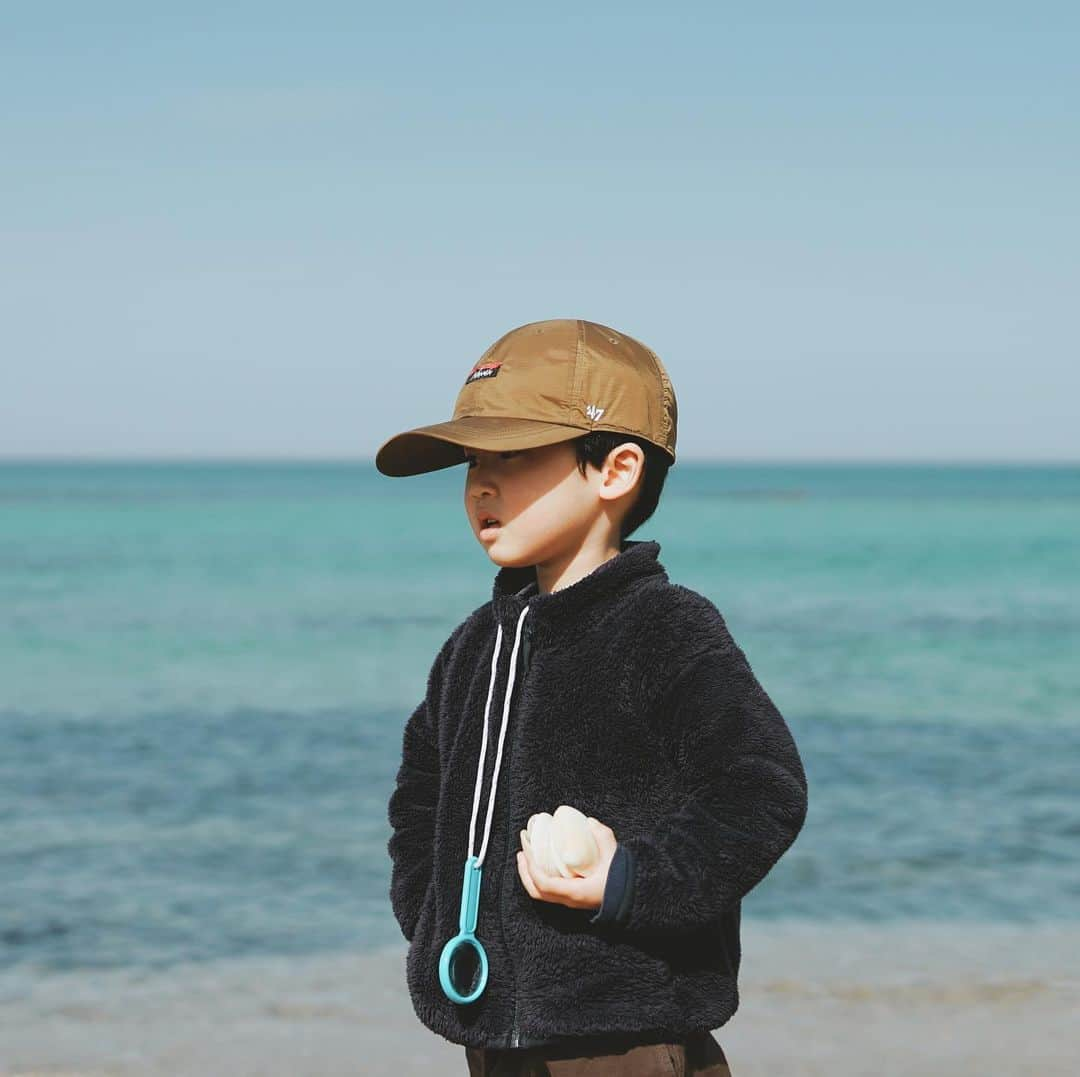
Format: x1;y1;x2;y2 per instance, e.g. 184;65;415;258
375;416;587;477
373;416;591;475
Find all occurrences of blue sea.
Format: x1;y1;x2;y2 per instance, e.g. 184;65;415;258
2;460;1079;981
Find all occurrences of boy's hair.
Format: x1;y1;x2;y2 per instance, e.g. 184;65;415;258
572;432;672;540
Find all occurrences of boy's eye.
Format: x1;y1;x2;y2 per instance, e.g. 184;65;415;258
464;451;520;469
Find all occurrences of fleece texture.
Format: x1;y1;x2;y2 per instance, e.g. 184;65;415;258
386;539;808;1050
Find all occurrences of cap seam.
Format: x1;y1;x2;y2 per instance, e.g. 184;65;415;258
641;344;666;447
571;319;586;427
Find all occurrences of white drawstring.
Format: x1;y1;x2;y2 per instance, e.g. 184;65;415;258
467;605;530;867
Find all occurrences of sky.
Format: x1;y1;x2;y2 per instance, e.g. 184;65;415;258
1;2;1077;462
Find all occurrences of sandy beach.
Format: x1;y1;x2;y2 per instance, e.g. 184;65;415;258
2;919;1077;1076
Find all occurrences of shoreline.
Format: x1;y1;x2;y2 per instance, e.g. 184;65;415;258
2;920;1078;1076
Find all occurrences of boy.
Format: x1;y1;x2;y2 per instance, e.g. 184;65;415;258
377;319;808;1076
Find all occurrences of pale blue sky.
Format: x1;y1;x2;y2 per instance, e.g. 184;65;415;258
2;2;1076;461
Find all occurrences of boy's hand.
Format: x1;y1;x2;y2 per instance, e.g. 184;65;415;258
516;817;617;912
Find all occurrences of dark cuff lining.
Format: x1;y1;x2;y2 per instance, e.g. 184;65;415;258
589;843;635;926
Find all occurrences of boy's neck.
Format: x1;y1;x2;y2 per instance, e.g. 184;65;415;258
492;539;665;642
535;538;622;596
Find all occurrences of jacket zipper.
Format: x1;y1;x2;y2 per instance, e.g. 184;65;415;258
501;613;532;1049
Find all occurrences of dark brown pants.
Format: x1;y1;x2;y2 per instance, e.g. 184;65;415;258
465;1029;732;1076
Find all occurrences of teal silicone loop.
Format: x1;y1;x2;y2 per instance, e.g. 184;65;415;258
438;856;489;1004
461;856;481;932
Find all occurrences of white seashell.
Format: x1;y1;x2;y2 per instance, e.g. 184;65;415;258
552;805;600;874
523;804;601;878
526;812;562;876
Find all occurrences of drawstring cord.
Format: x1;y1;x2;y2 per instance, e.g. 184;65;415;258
467;605;530;868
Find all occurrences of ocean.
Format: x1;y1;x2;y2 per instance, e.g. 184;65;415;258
2;460;1078;984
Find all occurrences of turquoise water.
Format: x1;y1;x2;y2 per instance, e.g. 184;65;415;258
2;461;1078;974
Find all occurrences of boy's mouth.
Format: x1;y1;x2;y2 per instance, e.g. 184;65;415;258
478;513;502;536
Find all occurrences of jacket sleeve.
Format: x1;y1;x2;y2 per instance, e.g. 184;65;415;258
595;641;808;937
386;634;453;943
589;842;635;926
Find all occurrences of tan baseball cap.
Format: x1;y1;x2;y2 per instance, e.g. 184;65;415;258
375;318;678;477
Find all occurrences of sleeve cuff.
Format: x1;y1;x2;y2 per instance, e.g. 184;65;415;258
589;843;635;926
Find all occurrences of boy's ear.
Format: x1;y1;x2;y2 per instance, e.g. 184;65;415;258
597;443;645;504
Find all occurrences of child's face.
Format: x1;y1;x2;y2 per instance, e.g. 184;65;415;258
461;440;611;568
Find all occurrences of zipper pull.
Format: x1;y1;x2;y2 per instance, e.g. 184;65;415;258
520;614;537;673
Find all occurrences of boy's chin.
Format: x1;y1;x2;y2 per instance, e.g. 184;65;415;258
482;541;533;569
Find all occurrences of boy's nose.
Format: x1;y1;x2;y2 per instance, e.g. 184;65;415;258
466;465;497;491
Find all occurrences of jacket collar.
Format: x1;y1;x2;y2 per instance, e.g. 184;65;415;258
491;538;667;644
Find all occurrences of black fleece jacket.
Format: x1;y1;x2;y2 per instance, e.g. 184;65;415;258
386;539;808;1050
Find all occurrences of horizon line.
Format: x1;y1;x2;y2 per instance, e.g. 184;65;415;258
0;455;1077;468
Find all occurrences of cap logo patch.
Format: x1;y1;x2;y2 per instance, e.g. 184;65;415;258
585;403;606;421
465;361;502;385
